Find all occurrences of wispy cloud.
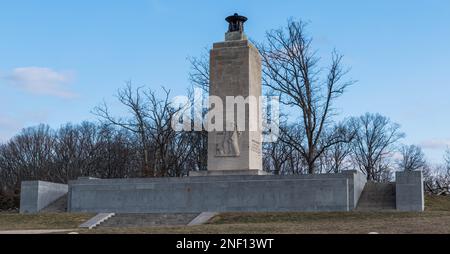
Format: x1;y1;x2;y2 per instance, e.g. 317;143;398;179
420;139;450;150
4;67;77;98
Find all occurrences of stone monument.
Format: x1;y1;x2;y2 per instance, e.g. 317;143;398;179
19;14;424;214
193;13;264;176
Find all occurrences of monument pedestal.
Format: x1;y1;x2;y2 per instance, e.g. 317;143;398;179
64;171;367;213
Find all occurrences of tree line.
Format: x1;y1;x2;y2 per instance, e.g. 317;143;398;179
1;19;448;210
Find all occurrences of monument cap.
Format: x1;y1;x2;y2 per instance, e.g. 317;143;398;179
225;13;248;33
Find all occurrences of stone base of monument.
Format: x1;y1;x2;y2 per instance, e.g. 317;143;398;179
19;170;425;214
65;170;367;213
189;170;269;176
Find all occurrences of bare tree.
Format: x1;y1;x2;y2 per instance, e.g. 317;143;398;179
423;164;450;195
93;82;153;177
429;148;450;195
0;125;56;209
188;48;210;93
350;113;405;181
257;19;354;174
0;121;147;210
186;51;210;173
397;144;426;171
144;88;183;177
93;82;183;177
319;139;353;174
445;147;450;173
0;125;55;184
52;122;140;181
263;121;299;175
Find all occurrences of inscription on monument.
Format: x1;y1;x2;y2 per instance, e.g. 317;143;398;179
251;140;261;155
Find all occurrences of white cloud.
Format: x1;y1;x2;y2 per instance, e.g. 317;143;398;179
4;67;77;98
420;139;450;150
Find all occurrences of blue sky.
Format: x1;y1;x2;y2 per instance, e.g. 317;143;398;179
1;0;449;164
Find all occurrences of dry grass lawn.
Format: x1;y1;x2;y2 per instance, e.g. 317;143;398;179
0;213;92;231
0;195;449;234
87;210;450;234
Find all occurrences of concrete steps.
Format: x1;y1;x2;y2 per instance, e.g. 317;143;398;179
40;194;67;213
188;212;219;226
356;182;396;211
80;213;115;229
99;213;201;228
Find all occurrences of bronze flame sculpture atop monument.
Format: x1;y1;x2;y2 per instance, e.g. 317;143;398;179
225;13;248;33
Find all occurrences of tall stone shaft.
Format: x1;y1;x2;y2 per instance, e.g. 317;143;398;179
206;14;263;175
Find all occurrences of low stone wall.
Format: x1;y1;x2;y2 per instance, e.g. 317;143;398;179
339;170;368;209
68;171;366;213
19;181;68;214
352;170;368;208
396;171;424;211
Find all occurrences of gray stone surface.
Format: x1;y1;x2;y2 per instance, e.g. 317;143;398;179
342;170;367;209
40;194;67;213
207;35;263;174
395;170;424;211
20;181;68;214
356;182;396;211
67;171;365;213
77;177;100;180
190;170;269;176
99;213;199;228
